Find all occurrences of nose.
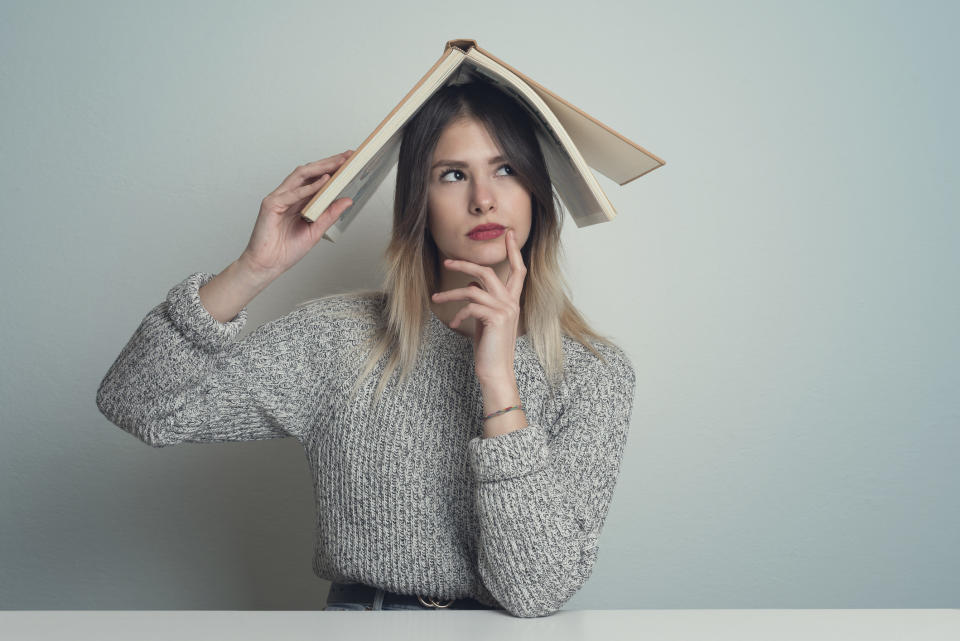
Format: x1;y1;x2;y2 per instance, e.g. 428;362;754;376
470;176;495;214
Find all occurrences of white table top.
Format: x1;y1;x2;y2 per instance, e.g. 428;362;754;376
1;609;958;640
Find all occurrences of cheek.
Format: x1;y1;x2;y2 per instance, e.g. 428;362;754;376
509;183;532;209
427;189;459;224
425;207;452;240
513;190;533;228
429;186;455;207
427;188;448;218
426;191;440;227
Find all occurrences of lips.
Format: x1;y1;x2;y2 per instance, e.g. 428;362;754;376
467;223;505;235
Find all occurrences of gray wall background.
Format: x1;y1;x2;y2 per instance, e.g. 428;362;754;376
2;0;957;610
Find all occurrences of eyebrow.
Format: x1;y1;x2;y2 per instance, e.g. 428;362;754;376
430;155;507;171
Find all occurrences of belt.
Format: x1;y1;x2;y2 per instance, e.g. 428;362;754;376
326;581;499;610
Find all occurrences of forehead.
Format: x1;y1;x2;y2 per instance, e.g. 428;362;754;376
433;117;501;157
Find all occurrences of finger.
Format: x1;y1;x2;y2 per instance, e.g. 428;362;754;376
449;302;486;329
303;191;354;222
449;300;511;330
275;173;331;210
296;151;353;183
442;258;504;294
275;150;354;193
431;284;498;307
327;197;354;218
304;197;353;228
284;175;337;215
295;172;333;197
504;229;527;297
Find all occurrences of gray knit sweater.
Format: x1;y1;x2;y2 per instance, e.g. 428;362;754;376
95;271;637;617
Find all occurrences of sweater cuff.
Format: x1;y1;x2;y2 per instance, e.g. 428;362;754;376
467;424;549;483
165;271;248;353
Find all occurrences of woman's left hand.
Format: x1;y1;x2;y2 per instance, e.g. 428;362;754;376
431;228;527;384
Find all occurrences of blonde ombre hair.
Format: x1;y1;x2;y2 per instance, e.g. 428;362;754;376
299;79;618;409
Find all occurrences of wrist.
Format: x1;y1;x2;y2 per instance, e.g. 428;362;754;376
478;380;527;439
236;254;282;289
478;380;518;401
477;370;517;388
479;376;520;407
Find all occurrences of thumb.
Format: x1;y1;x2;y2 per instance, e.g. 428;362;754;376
310;198;353;240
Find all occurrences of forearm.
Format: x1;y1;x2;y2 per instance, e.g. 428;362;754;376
473;461;592;617
97;271;313;447
468;347;637;617
198;257;277;323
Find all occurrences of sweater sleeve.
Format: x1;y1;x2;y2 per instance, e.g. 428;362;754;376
95;271;326;447
466;344;637;617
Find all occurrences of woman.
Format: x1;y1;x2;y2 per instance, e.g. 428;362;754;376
96;79;637;617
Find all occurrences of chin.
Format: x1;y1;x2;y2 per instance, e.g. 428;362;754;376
467;252;508;265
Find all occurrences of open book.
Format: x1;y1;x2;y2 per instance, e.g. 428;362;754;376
301;38;665;243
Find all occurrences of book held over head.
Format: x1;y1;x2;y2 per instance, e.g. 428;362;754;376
301;38;665;243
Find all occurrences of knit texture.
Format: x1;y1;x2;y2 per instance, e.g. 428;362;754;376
96;271;637;617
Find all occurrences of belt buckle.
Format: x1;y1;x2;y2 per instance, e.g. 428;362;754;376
417;594;455;608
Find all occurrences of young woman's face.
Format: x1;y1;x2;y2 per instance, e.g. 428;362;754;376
426;117;532;267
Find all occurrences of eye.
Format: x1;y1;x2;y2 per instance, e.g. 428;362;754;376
439;168;465;182
438;164;516;183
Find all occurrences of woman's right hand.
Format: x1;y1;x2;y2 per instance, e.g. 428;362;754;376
239;150;356;280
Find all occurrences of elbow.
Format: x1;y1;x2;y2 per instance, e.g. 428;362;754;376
129;425;172;448
484;571;581;619
503;602;563;618
486;544;598;618
497;584;571;617
96;389;171;449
